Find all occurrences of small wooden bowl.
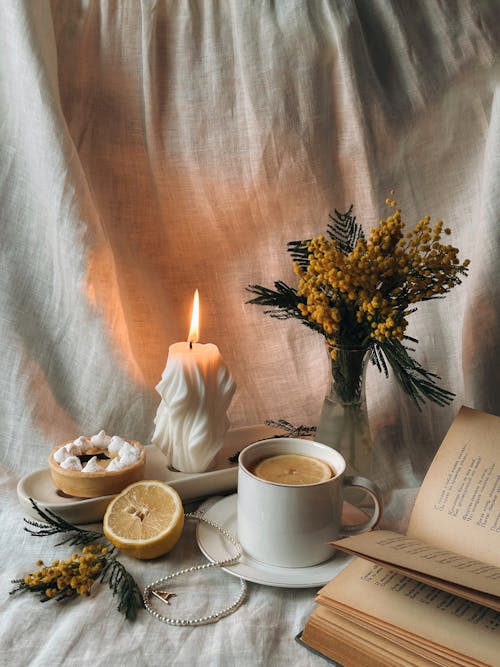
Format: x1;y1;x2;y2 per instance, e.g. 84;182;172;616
49;439;146;498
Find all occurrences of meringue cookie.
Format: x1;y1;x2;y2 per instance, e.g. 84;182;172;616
74;436;93;453
82;456;103;473
118;442;140;460
53;446;70;464
64;442;83;457
118;453;138;468
108;435;127;455
106;457;125;471
90;430;112;447
60;455;83;471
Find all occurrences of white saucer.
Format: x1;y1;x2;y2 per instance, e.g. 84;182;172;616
196;494;353;588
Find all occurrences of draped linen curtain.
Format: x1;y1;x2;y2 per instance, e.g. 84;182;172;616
2;0;500;528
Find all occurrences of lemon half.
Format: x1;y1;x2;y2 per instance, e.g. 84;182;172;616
253;454;333;485
103;480;184;559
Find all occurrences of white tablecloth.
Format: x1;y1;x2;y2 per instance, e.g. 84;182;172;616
1;465;337;667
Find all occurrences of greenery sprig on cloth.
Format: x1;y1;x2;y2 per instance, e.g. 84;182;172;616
10;499;143;620
263;419;316;438
247;196;470;408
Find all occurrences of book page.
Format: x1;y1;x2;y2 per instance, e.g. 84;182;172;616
310;607;471;667
305;607;440;667
331;530;500;608
408;406;500;565
318;558;500;665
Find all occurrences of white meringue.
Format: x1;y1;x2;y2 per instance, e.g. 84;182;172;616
73;436;93;453
90;430;112;447
106;457;125;471
118;442;140;460
60;455;83;471
108;435;127;455
118;453;138;468
82;456;104;473
53;446;70;464
64;442;82;456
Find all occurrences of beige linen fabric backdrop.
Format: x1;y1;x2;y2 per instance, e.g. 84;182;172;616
2;0;500;518
2;3;500;666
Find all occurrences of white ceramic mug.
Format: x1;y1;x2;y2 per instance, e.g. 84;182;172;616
237;437;382;568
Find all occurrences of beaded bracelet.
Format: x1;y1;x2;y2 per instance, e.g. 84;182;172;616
143;511;247;626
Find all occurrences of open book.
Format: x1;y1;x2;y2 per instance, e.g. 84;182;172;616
301;406;500;667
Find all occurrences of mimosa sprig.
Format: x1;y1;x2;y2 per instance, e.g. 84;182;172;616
10;499;143;620
247;196;470;408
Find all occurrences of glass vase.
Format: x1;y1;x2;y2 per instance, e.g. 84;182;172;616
315;345;374;479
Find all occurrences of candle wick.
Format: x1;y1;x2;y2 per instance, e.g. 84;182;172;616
189;341;193;350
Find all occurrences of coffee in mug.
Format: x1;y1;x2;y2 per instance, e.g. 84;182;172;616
237;437;382;568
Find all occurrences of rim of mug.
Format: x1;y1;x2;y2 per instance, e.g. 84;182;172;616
237;437;346;487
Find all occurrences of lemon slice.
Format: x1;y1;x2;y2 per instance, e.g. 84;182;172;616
103;480;184;560
253;454;333;485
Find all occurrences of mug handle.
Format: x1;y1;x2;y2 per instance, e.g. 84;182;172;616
340;475;382;535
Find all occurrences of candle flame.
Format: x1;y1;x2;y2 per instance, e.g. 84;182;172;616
187;289;200;344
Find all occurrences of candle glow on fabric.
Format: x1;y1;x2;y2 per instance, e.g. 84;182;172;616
151;290;236;473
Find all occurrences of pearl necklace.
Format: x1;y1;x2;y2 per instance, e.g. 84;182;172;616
143;511;247;626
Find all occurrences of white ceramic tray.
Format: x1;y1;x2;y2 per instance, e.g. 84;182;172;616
17;425;279;524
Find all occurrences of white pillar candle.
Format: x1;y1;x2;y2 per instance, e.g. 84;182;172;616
151;291;236;473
